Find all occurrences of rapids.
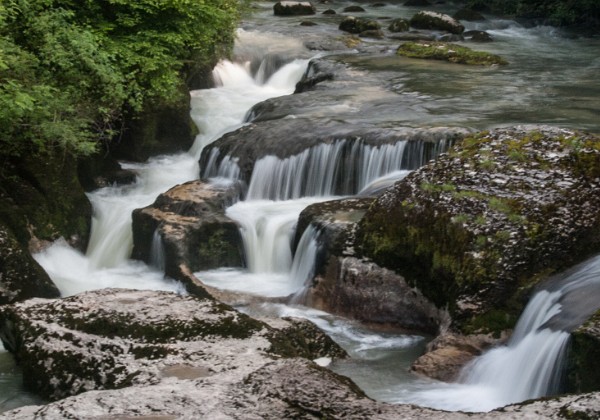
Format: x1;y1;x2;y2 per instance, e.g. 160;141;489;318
2;1;600;414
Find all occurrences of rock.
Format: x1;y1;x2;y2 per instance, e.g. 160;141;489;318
453;8;486;21
411;333;505;381
294;198;446;333
0;223;60;305
273;1;316;16
388;31;436;41
322;8;336;14
300;20;317;26
343;5;366;12
372;3;386;8
397;41;507;65
565;309;600;393
358;126;600;334
77;152;136;191
410;11;465;34
405;0;431;6
131;180;243;285
359;29;385;39
388;18;410;32
464;30;493;42
0;289;346;400
437;33;464;42
339;16;381;34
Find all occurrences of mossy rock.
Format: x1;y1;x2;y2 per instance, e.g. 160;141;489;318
339;16;381;34
397;41;507;65
565;310;600;393
410;11;465;34
357;126;600;334
388;18;411;33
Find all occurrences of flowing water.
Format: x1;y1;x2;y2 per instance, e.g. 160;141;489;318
2;2;600;414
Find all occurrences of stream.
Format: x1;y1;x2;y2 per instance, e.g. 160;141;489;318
2;0;600;414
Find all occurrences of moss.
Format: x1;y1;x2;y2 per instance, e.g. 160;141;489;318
397;42;508;66
463;309;518;336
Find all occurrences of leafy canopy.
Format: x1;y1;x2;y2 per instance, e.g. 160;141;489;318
0;0;242;157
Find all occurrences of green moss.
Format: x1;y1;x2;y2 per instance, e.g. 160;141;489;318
397;42;508;66
463;309;518;336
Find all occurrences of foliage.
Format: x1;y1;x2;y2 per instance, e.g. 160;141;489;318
0;0;242;159
466;0;600;27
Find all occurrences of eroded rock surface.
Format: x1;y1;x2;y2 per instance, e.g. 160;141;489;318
0;289;346;401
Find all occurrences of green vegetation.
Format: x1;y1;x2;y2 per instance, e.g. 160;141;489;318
0;0;242;159
466;0;600;28
397;41;508;66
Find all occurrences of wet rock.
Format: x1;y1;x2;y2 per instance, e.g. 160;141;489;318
300;20;317;26
343;5;366;13
294;199;445;333
397;41;507;65
565;309;600;393
131;180;243;285
453;8;486;21
322;8;336;14
77;153;136;191
0;289;346;401
339;16;381;34
388;18;410;32
359;29;385;39
388;31;436;41
464;30;493;42
273;1;316;16
405;0;431;6
411;333;505;381
0;224;60;305
358;126;600;334
438;33;464;42
410;11;465;34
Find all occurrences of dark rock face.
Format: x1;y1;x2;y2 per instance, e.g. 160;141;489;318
358;126;600;334
0;289;346;401
273;1;316;16
131;180;244;283
410;11;465;34
77;152;136;191
0;224;60;305
566;310;600;393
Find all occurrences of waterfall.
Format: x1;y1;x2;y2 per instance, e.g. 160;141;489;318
404;254;600;412
289;225;320;303
150;230;166;273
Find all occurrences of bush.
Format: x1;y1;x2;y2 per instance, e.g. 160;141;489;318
0;0;243;159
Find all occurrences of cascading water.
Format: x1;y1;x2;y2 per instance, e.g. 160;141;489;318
393;254;600;412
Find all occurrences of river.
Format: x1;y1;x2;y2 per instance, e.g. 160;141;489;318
2;0;599;414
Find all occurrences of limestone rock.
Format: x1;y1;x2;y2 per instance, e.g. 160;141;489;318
131;180;244;284
0;289;346;400
410;11;465;34
273;1;316;16
358;126;600;334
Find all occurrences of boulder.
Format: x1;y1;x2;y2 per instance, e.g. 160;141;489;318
411;333;505;381
77;152;136;191
405;0;431;6
343;5;366;12
0;288;346;400
0;224;60;305
131;180;244;284
463;30;493;42
339;16;381;34
410;11;465;34
273;1;316;16
358;126;600;334
359;29;385;39
397;41;507;65
294;198;445;333
322;8;336;14
388;18;410;32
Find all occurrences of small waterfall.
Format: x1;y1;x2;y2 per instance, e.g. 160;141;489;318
406;254;600;412
290;225;320;302
149;229;166;272
201;149;241;181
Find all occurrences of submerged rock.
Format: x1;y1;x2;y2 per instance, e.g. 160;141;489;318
0;289;346;401
410;11;465;34
339;16;381;34
397;41;507;65
463;30;493;42
131;180;243;287
358;126;600;334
